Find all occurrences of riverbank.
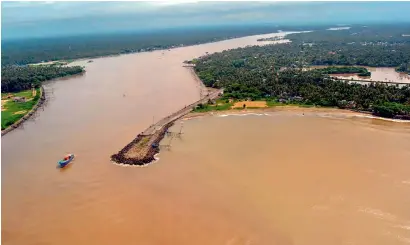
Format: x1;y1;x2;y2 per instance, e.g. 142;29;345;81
111;92;409;166
185;105;410;123
19;30;305;67
110;89;223;166
1;86;46;136
306;65;410;84
27;31;303;70
111;100;409;167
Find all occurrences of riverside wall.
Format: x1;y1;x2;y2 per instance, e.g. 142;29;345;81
1;86;46;137
111;89;222;166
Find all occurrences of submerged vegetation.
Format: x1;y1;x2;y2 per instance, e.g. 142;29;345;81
194;24;410;119
1;64;84;93
257;36;284;42
396;63;410;75
316;66;371;76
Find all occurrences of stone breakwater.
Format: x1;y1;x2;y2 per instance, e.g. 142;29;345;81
111;89;223;166
1;86;46;136
111;121;175;165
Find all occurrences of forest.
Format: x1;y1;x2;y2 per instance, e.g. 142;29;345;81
197;24;410;72
316;66;371;76
194;24;410;119
1;25;315;66
257;36;283;42
1;65;85;93
286;24;410;72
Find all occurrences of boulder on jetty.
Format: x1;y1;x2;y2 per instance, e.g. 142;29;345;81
111;121;175;166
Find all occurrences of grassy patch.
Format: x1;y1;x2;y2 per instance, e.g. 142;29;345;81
297;104;316;108
215;103;232;111
192;102;233;112
265;98;317;108
246;107;262;109
136;136;150;148
191;98;335;114
266;100;282;107
1;88;40;130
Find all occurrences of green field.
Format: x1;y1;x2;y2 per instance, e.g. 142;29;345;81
1;88;41;130
192;98;322;113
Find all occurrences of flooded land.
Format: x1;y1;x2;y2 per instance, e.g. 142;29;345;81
333;67;410;84
2;31;410;245
309;66;410;84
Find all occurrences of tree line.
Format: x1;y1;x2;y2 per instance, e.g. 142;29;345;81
317;66;371;76
1;65;84;93
194;25;410;119
286;24;410;72
1;25;316;67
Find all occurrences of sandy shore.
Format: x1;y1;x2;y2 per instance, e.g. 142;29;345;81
183;106;410;123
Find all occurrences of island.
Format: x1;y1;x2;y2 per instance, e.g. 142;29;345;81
257;36;284;42
316;66;372;77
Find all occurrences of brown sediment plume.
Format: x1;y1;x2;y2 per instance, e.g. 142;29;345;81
1;86;46;136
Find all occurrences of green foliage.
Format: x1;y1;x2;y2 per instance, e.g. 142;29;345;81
2;25;317;66
194;25;410;119
396;63;410;74
257;36;283;42
192;101;232;112
358;71;371;77
317;66;370;75
222;83;263;101
373;102;410;118
1;89;41;129
1;65;84;93
266;100;281;107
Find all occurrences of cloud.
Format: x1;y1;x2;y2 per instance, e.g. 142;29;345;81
2;1;410;40
151;0;199;6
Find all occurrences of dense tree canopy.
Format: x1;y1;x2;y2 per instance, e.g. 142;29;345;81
194;24;410;119
1;65;84;92
317;66;371;76
1;25;315;67
286;24;410;72
197;24;410;72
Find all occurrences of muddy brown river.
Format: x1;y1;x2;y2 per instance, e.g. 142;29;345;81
308;66;410;84
2;32;410;245
333;67;410;84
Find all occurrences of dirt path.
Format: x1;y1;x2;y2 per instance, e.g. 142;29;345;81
232;101;267;108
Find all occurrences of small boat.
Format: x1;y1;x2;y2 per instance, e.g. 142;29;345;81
57;154;75;168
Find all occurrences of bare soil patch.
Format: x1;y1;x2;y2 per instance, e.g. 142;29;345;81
13;110;28;115
232;101;267;109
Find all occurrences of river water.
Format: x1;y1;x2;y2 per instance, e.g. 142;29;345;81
333;67;410;84
308;66;410;84
2;32;410;245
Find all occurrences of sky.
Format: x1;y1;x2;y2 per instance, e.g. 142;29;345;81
2;1;410;40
